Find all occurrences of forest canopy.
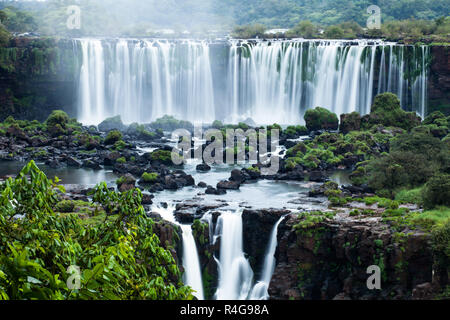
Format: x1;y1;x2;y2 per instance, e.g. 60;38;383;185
0;0;448;36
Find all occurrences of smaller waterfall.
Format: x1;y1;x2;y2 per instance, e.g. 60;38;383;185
214;210;254;300
249;216;286;300
180;224;205;300
152;204;204;300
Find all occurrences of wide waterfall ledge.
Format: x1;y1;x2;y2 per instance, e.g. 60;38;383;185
74;38;430;126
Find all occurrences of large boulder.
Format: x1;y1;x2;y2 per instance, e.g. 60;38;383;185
340;112;361;134
116;173;136;192
304;107;339;132
217;180;241;190
98;116;126;132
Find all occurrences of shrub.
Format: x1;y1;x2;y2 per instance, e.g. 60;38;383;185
284;125;308;137
367;93;421;131
46;110;69;136
104;130;123;145
212;120;224;129
304;107;339;131
231;24;267;38
395;187;424;205
423;174;450;209
141;172;159;183
0;161;192;300
116;157;126;164
54;200;75;213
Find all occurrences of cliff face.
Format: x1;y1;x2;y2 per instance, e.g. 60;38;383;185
267;214;446;300
428;46;450;115
0;38;78;122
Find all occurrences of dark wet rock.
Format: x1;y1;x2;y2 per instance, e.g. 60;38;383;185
98;115;127;132
6;125;28;141
117;173;136;192
340;112;362;134
309;181;339;197
148;183;165;193
244;167;261;180
308;171;328;182
82;159;101;170
66;156;82;168
196;163;211;172
103;151;122;166
268;215;436;300
174;200;227;223
47;159;64;169
141;193;154;205
217;180;241;190
113;163;145;176
230;169;247;183
164;176;179;190
242;209;290;271
205;186;227;195
275;167;305;181
198;181;207;188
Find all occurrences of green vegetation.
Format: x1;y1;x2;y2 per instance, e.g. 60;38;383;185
116;157;126;164
231;24;266;38
0;161;193;300
294;211;336;231
104;130;123;145
45;110;69;137
365;93;421;131
150;115;193;131
284;125;308;137
423;174;450;209
141;172;159;184
304;107;339;132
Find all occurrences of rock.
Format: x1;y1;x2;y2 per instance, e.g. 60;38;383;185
333;293;352;300
205;186;226;195
308;171;328;182
242;117;256;127
47;159;63;169
98;115;126;132
82;159;101;170
309;181;339;197
117;173;136;192
66;156;82;168
230;169;246;183
340;112;361;134
6;124;28;141
196;163;211;172
198;182;207;188
103;151;122;166
217;180;241;190
142;193;154;205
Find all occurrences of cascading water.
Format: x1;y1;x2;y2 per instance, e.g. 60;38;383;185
249;216;286;300
213;210;254;300
77;39;216;125
76;39;430;125
152;204;204;300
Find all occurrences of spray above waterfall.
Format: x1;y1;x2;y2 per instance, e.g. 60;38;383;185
75;38;430;125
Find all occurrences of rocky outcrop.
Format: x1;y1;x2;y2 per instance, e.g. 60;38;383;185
242;209;290;273
268;214;441;300
428;46;450;115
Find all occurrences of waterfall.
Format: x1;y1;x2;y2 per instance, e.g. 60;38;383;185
76;39;430;125
214;210;254;300
249;216;286;300
180;224;205;300
152;204;204;300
